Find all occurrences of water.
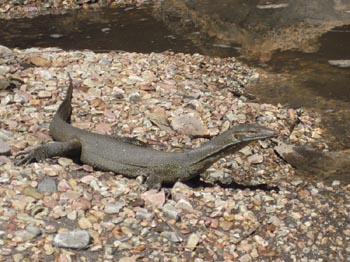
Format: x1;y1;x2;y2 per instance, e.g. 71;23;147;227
0;0;350;150
0;5;199;54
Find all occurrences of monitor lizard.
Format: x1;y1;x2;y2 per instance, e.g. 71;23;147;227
16;75;277;189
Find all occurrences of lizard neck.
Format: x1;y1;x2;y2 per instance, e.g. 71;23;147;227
186;139;250;173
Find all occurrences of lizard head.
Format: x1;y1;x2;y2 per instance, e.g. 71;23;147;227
212;123;277;146
230;123;277;142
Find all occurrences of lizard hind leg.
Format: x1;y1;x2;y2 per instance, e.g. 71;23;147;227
15;139;81;165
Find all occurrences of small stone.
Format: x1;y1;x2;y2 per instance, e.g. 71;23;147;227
67;211;77;220
14;225;42;241
50;34;64;39
332;180;340;186
219;220;233;231
175;199;193;212
28;56;51;67
171;113;209;136
328;60;350;68
0;45;12;55
104;202;125;214
13;253;24;262
239;254;252;262
101;27;111;33
118;242;133;250
53;230;91;249
162;203;179;220
247;154;264;164
186;233;200;249
128;92;141;101
135;207;154;220
160;231;183;243
0;139;10;156
38;177;57;193
141;189;165;208
57;179;71;192
83;79;95;88
37;90;52;98
72;198;91;211
22;186;44;200
253;235;268;247
58;157;73;166
78;217;93;229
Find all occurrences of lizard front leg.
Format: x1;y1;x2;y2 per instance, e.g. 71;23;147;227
15;139;81;165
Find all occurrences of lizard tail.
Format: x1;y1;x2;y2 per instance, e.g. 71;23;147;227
53;73;74;122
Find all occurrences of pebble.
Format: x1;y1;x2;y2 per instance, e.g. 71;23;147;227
53;230;91;249
160;231;183;243
37;177;57;192
328;60;350;68
175;199;193;211
14;225;42;241
0;138;10;156
22;186;44;199
141;189;165;208
58;157;73;166
37;90;52;98
28;56;51;67
247;154;264;164
50;34;63;39
0;45;12;54
186;233;200;249
171;113;209;136
162;203;179;220
104;201;125;214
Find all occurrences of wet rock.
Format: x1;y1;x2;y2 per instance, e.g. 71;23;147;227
328;60;350;68
37;177;57;193
0;139;10;156
171;113;209;136
0;45;12;55
256;3;289;9
50;34;63;39
53;230;91;249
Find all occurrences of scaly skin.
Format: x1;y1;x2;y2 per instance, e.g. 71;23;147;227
16;75;277;188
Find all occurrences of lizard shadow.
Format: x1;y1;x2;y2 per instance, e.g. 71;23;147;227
183;177;280;192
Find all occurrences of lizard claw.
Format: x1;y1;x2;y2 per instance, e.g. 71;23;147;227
14;147;46;166
145;175;162;191
14;150;37;166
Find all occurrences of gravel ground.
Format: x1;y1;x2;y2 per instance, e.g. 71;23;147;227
0;2;350;261
0;46;349;262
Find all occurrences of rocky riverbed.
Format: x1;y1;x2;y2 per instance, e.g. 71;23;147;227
0;0;149;19
0;45;349;261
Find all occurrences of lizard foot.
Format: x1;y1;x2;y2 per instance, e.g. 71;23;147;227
14;148;46;166
145;175;162;191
